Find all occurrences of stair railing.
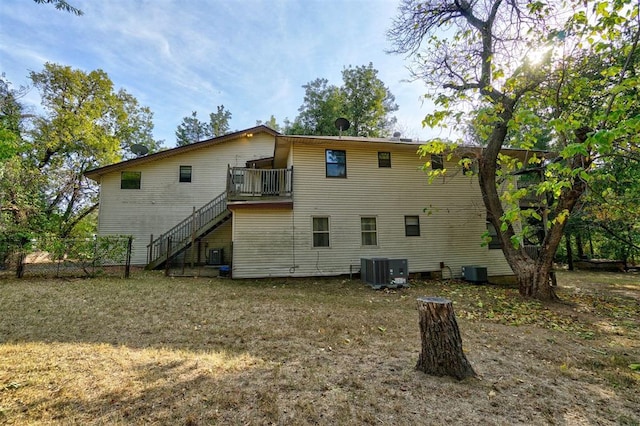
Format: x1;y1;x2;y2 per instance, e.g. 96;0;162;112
147;192;228;265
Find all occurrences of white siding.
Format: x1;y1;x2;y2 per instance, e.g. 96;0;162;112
232;208;294;278
97;134;275;264
231;140;513;279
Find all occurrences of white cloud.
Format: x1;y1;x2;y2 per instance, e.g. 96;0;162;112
0;0;438;146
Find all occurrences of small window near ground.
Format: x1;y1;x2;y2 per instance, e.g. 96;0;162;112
431;154;444;170
326;149;346;178
378;152;391;168
405;216;420;236
179;165;192;183
121;171;141;189
312;217;330;248
361;217;378;246
486;222;501;249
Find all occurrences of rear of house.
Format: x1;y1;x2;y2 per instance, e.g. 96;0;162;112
230;135;512;279
86;127;515;280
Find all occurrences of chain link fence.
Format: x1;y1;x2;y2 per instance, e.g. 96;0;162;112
0;235;133;279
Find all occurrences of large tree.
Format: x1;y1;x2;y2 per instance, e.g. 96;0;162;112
13;63;162;238
388;0;640;300
0;76;48;250
175;111;211;146
289;63;399;137
175;105;232;145
209;104;232;137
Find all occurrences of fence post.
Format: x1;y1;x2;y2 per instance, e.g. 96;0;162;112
124;236;133;278
147;234;153;264
164;237;172;277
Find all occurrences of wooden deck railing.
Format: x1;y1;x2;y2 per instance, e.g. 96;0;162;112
227;167;293;199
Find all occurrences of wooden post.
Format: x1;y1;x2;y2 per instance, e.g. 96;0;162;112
124;236;133;278
148;234;153;264
164;237;172;277
190;206;196;269
416;297;476;380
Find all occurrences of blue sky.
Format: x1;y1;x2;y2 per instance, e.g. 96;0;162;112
1;0;446;147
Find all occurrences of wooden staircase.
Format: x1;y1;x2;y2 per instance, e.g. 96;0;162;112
146;192;230;270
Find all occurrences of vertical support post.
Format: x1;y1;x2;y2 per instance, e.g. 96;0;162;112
148;234;153;264
165;237;172;277
125;236;133;278
190;206;196;269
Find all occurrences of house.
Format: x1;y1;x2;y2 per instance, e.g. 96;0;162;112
85;125;520;280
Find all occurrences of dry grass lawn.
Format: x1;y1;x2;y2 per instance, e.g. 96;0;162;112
0;270;638;425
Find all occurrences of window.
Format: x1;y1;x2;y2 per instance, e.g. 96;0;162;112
461;155;478;175
179;165;192;183
486;222;501;249
326;149;346;178
121;171;141;189
378;151;391;168
405;216;420;236
361;217;378;246
312;217;330;247
431;154;444;170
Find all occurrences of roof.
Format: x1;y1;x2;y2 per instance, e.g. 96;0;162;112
86;124;551;180
84;125;280;181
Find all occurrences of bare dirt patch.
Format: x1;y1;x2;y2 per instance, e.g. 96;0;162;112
0;271;638;425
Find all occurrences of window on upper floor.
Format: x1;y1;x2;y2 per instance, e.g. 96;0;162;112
179;165;192;183
378;151;391;168
405;216;420;236
312;217;330;248
431;154;444;170
361;217;378;246
121;171;141;189
326;149;346;178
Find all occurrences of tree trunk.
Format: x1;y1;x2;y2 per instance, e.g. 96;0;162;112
415;297;476;380
576;234;584;259
513;259;557;300
566;235;574;271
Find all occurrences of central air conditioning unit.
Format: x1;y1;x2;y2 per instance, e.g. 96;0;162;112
361;258;409;289
388;259;409;287
461;265;488;284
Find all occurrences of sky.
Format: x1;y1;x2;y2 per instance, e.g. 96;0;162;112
0;0;446;148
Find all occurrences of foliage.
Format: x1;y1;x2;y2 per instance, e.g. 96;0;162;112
175;111;211;146
175;105;232;145
256;114;285;132
289;63;398;137
209;104;232;137
388;0;640;299
33;0;83;15
0;64;161;249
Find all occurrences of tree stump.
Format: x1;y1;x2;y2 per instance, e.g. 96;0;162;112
416;297;476;380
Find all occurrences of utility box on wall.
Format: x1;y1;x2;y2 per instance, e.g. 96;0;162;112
461;265;488;283
208;248;224;266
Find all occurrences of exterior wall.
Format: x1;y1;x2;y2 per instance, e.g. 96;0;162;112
97;134;275;264
232;208;294;278
231;140;513;279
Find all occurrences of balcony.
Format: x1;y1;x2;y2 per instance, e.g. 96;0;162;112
227;166;293;205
